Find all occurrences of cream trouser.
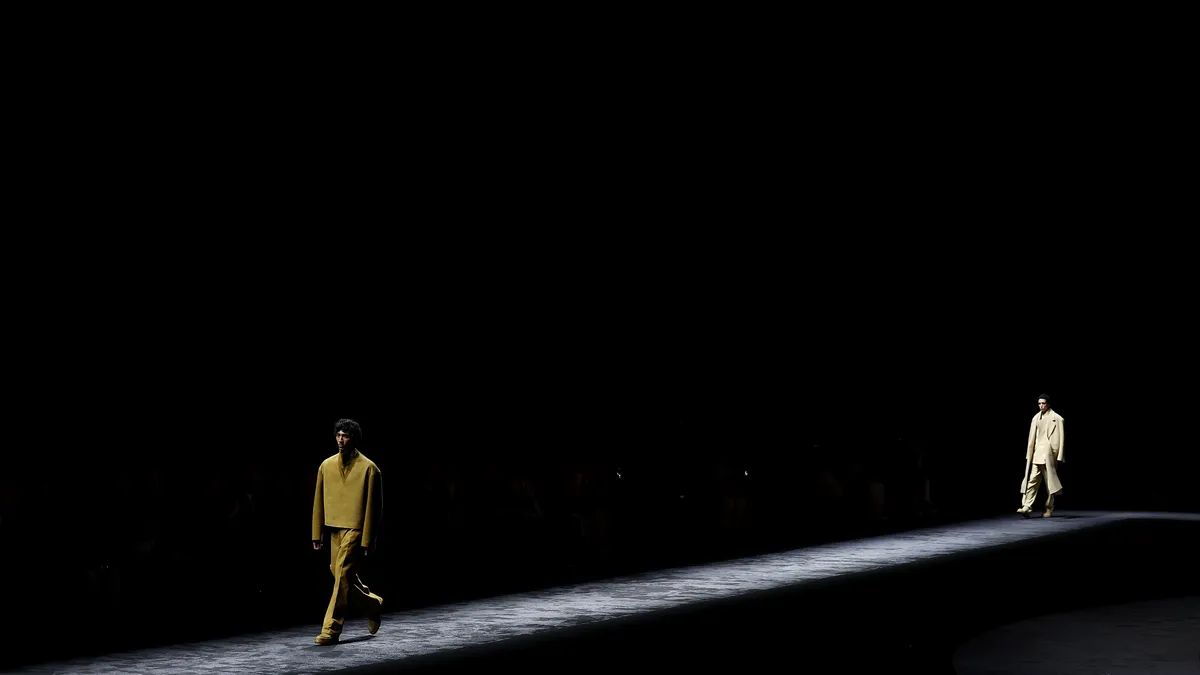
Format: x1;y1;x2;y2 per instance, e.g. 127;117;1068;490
1021;463;1057;512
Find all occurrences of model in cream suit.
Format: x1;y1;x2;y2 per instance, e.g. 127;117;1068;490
312;418;384;645
1018;394;1064;518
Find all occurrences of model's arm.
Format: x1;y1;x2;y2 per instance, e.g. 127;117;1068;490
362;468;383;555
1056;418;1065;463
312;465;325;550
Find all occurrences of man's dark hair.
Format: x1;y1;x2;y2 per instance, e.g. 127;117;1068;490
1037;393;1051;404
334;418;363;448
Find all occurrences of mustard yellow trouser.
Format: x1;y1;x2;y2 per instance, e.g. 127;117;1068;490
1021;463;1057;512
322;528;383;635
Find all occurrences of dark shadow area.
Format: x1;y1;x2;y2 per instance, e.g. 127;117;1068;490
954;594;1199;674
1033;513;1086;520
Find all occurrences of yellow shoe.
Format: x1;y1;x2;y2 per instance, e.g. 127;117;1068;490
314;632;339;646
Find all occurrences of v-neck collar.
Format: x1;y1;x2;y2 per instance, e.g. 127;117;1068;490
338;450;359;478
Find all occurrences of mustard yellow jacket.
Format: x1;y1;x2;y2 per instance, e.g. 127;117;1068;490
312;450;383;548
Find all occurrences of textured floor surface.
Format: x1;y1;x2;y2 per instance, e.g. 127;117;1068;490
953;595;1200;675
10;511;1198;674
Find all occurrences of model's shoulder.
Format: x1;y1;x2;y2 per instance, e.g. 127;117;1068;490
359;453;382;473
318;454;339;469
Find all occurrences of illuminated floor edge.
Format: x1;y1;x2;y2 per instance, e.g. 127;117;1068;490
13;511;1199;675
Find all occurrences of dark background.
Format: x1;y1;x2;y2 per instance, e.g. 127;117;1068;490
3;36;1194;668
3;264;1193;670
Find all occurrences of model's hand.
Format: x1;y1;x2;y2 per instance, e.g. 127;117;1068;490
313;540;322;551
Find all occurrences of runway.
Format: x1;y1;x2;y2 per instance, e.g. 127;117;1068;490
11;511;1199;674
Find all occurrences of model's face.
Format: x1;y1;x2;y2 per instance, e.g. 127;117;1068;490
336;431;354;452
1038;399;1049;412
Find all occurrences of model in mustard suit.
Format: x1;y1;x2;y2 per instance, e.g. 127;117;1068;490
312;418;384;645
